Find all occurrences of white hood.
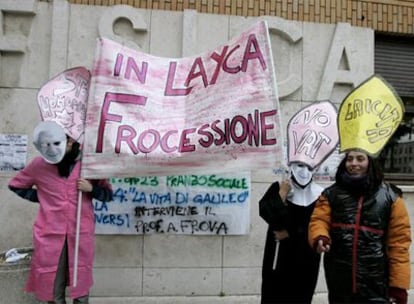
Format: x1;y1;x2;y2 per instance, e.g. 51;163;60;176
287;181;323;207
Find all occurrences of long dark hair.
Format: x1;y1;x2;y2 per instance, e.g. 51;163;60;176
56;139;80;177
335;151;384;195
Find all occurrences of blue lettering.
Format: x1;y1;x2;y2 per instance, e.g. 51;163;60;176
149;193;172;205
94;201;109;211
192;191;249;205
94;212;130;227
175;192;188;204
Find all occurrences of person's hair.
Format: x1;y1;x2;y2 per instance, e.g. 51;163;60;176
335;151;384;193
56;139;80;177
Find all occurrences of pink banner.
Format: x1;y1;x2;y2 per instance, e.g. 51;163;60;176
81;21;282;178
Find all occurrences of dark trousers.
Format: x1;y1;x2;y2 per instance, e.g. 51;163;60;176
47;240;89;304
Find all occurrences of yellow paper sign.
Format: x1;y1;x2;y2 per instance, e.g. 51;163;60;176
338;75;405;157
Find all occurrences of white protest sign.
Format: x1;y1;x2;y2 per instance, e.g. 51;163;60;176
94;172;250;235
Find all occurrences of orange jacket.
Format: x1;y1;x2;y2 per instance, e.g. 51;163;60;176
309;192;411;290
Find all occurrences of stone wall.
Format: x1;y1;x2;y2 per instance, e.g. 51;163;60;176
69;0;414;35
2;1;409;303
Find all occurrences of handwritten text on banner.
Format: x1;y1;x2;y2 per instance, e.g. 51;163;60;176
82;21;282;178
94;172;250;235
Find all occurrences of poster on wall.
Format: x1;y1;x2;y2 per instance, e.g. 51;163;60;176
94;171;250;235
81;20;283;178
313;147;342;182
0;134;27;171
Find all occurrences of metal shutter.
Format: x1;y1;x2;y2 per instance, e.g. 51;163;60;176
375;34;414;98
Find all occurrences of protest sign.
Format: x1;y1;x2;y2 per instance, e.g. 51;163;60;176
287;100;338;169
94;171;251;235
81;21;282;178
37;67;91;144
338;74;404;157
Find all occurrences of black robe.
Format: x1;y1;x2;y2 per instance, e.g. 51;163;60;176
259;181;320;304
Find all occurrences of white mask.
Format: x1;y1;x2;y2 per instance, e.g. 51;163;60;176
287;163;322;206
33;121;67;164
290;163;313;186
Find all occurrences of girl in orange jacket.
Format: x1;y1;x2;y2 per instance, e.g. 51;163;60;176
309;150;411;304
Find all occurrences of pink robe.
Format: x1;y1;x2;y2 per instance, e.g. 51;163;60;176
9;156;110;301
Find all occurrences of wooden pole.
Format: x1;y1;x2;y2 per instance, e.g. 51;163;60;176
73;190;82;287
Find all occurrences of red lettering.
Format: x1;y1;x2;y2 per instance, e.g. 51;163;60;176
96;93;147;153
241;34;266;72
113;53;148;83
247;110;260;146
179;128;196;152
116;125;138;154
230;115;248;144
198;124;214;147
211;120;225;145
210;46;229;85
138;129;160;153
164;35;266;95
260;110;277;145
185;57;208;88
160;130;178;153
125;57;148;84
164;62;192;96
114;53;123;76
108;110;277;155
223;45;241;74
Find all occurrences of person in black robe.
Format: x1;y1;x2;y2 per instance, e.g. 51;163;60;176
259;163;323;304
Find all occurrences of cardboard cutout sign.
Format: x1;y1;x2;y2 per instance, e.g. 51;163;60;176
338;75;405;157
37;67;91;144
287;100;338;169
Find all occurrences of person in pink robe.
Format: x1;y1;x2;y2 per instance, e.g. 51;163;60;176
9;136;113;304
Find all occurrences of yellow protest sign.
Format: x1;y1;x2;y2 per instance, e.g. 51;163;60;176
338;74;404;157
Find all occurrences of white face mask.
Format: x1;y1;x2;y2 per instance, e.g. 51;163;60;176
33;121;67;164
290;163;313;186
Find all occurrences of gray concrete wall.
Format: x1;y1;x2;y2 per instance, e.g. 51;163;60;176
1;1;412;303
